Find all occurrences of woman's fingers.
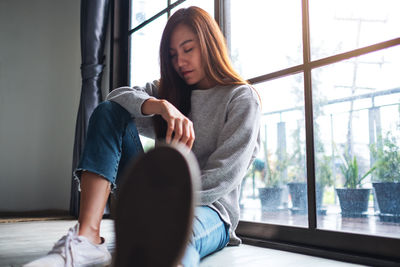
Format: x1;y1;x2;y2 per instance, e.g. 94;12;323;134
160;100;195;148
172;118;183;143
187;123;195;149
166;120;174;144
180;119;192;145
181;119;195;149
167;117;195;149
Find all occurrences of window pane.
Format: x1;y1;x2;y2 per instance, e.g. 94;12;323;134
228;0;302;80
130;0;167;29
240;74;308;228
171;0;214;16
129;15;167;86
309;0;400;60
313;45;400;238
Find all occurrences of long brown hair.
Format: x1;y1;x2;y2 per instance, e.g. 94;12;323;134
154;6;247;138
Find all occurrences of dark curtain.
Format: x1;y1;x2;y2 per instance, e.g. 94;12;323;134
70;0;111;217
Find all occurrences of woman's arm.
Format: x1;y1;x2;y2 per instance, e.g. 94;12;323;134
142;98;195;148
107;81;195;148
106;81;159;118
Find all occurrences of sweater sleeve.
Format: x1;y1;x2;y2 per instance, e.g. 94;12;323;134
197;89;261;205
105;80;159;118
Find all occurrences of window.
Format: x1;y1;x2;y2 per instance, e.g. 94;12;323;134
229;0;303;78
230;0;400;263
313;46;400;238
125;0;400;264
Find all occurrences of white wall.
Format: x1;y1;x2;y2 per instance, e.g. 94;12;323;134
0;0;81;211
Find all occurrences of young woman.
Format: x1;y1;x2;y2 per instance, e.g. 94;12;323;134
25;6;261;267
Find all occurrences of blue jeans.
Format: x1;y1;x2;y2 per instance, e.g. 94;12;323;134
182;206;230;267
75;100;144;190
75;101;230;266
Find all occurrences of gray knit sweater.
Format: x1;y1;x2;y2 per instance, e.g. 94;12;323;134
106;81;261;245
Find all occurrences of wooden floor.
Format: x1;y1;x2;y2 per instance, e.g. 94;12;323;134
0;220;112;267
0;219;365;267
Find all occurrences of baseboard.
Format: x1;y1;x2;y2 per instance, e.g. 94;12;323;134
0;209;73;223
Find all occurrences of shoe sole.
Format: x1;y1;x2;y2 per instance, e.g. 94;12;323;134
114;144;200;267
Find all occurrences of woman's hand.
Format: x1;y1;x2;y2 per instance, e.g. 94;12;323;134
142;98;195;149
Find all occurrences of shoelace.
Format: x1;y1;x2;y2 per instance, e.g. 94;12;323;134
64;226;79;267
50;225;81;267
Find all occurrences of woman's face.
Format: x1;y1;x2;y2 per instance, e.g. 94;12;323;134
169;23;213;89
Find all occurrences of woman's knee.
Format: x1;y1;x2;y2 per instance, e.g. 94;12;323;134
89;101;131;128
91;101;128;119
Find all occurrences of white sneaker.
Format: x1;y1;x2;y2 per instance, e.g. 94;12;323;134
23;224;112;267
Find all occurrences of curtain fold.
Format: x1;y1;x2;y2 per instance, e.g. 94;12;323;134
70;0;111;217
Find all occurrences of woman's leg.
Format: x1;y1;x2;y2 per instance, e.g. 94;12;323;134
24;101;144;266
75;100;144;243
78;172;111;244
181;206;230;267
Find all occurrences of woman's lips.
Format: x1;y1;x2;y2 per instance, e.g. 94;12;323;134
182;70;193;76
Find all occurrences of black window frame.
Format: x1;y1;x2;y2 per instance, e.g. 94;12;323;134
111;0;400;265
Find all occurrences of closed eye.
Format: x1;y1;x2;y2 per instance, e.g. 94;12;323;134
184;48;193;53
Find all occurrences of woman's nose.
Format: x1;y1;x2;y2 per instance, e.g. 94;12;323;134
177;53;186;67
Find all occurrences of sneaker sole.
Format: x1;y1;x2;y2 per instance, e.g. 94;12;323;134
114;144;200;267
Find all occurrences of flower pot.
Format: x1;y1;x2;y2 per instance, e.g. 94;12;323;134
258;187;283;211
287;182;324;214
288;182;307;213
373;182;400;222
336;188;371;217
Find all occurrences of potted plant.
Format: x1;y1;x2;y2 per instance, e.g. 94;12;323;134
336;155;374;217
286;129;308;214
370;131;400;222
287;178;308;214
315;154;334;214
285;147;332;214
258;152;287;211
286;156;332;215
